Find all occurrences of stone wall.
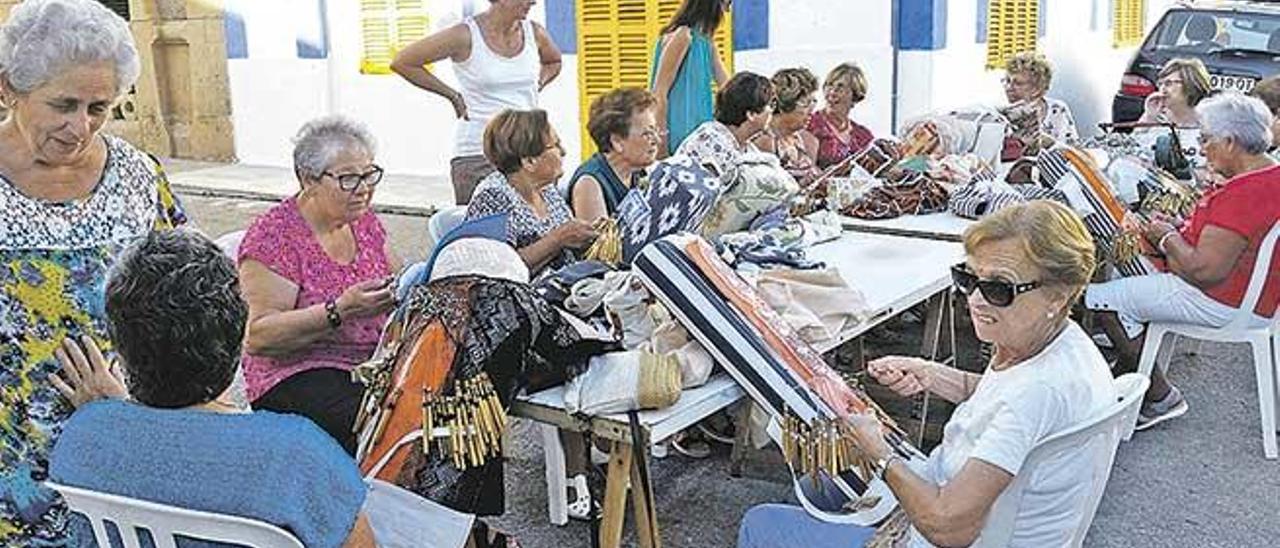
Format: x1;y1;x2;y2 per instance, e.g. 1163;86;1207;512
0;0;235;161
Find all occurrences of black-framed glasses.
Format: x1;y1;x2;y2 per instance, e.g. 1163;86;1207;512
950;263;1041;308
322;165;384;192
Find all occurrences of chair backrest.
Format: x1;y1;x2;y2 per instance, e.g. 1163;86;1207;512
974;373;1149;548
47;482;304;548
212;229;247;262
425;205;468;255
1225;220;1280;330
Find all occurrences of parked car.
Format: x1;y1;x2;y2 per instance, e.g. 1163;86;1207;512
1113;1;1280;124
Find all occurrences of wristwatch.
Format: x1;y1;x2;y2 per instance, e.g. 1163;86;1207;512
875;453;902;480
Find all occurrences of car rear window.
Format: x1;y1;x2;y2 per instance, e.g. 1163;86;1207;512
1147;9;1280;54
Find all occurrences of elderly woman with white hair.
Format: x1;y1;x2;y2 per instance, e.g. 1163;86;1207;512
1091;92;1280;431
0;0;187;543
238;116;403;455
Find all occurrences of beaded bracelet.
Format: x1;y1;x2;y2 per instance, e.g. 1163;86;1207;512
324;300;342;329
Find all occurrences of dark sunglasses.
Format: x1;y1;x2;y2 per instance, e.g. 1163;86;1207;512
322;164;384;192
950;263;1041;308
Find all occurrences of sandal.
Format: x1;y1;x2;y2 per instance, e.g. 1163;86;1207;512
670;432;712;459
566;473;600;520
471;520;520;548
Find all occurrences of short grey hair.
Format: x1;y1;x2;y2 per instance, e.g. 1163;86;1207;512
292;115;377;180
1197;92;1274;155
0;0;141;95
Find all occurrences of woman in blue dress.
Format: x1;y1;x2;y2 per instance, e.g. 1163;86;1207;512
650;0;731;156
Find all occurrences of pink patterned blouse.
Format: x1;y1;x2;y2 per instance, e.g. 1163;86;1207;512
238;197;392;402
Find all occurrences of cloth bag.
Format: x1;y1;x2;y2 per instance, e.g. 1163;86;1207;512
755;267;870;348
700;151;801;238
563;351;683;415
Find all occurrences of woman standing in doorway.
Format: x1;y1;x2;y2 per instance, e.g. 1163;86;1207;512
392;0;563;205
650;0;731;156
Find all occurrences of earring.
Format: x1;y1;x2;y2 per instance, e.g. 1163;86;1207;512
1045;310;1055;320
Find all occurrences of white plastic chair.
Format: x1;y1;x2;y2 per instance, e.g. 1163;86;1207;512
47;481;303;548
212;229;247;261
425;205;468;254
1128;221;1280;458
975;373;1149;548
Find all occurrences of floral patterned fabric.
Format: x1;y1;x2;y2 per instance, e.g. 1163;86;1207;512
0;135;186;546
464;172;575;273
699;152;800;238
675;120;750;182
617;154;722;263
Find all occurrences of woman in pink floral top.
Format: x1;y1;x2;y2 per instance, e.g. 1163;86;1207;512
807;62;876;168
238;116;401;454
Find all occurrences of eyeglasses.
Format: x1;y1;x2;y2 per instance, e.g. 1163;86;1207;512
1001;76;1033;89
321;165;384;192
632;126;668;141
950;263;1041;308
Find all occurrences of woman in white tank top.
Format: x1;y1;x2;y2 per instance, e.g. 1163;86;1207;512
392;0;563;205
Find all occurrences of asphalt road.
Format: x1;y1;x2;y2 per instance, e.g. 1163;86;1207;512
181;193;1280;548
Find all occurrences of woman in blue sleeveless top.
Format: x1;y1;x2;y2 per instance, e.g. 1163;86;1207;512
568;88;662;222
651;0;731;156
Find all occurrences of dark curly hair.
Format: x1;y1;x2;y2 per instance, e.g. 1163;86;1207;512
105;229;247;408
714;71;774;126
587;87;658;152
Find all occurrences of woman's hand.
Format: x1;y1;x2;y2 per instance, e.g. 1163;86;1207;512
1141;91;1169;123
1141;215;1178;247
847;412;893;461
866;356;933;397
448;92;469;121
50;336;127;408
336;277;397;320
552;219;598;249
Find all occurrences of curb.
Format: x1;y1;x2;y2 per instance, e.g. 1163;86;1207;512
170;184;441;218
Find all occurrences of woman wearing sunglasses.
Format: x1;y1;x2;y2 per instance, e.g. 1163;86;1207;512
739;201;1117;547
1090;92;1280;432
238;116;403;454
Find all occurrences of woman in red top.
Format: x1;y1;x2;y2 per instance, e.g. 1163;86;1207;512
806;62;875;168
1090;92;1280;431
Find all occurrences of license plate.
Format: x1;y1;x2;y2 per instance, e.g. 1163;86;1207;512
1210;74;1257;92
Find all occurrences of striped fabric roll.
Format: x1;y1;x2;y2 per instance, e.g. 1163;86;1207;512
1038;147;1155;278
634;234;924;525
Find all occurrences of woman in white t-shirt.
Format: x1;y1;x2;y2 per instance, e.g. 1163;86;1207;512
738;200;1117;548
392;0;563;205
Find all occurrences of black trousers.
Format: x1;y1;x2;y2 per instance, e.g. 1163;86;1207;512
253;367;362;455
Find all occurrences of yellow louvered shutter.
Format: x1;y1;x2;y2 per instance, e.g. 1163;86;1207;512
577;0;734;158
985;0;1039;70
361;0;431;75
1113;0;1145;48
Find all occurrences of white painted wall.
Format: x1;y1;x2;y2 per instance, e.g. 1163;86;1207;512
226;0;1181;178
896;0;1179;137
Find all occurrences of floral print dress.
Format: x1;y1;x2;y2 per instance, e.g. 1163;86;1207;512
0;135;186;545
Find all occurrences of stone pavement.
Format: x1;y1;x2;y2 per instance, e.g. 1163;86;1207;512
178;190;1279;548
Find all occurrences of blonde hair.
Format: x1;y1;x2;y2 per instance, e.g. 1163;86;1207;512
963;200;1097;304
824;62;867;103
483;109;552;175
1005;52;1053;95
1159;58;1213;108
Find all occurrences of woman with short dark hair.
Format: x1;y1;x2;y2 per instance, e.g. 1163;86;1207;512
50;229;376;547
675;71;775;180
466;109;596;274
569;87;661;222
